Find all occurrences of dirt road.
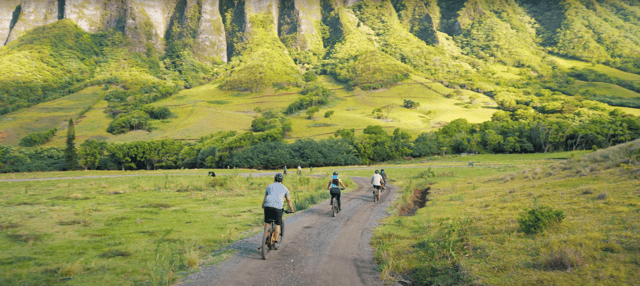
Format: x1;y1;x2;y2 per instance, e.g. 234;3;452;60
179;177;399;286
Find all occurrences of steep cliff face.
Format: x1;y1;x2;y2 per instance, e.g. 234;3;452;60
102;0;127;31
64;0;106;33
194;0;227;63
127;0;178;51
6;0;59;43
292;0;324;54
244;0;279;37
393;0;440;45
0;0;21;46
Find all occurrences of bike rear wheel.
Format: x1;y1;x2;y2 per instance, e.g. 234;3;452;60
332;198;337;217
261;225;273;260
279;221;285;243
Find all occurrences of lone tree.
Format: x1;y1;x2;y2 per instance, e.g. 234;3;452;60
372;108;384;119
306;106;320;119
65;118;78;170
324;110;334;125
403;99;420;109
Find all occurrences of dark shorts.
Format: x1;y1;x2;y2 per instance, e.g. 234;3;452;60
330;187;341;194
264;207;283;225
373;185;382;190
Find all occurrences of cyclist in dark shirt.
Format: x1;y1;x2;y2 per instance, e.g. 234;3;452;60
326;171;346;212
380;169;388;191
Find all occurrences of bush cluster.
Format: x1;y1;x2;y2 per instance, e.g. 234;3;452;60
19;128;57;147
284;84;333;115
518;206;565;235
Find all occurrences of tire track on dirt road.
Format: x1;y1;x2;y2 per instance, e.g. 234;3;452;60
179;177;401;286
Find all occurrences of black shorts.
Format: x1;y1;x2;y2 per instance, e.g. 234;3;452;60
330;187;341;194
373;185;382;189
264;207;283;225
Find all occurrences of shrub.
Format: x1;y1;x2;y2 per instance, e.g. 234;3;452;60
403;99;420;109
303;71;318;82
518;206;565;235
285;84;333;115
538;248;584;271
106;111;151;134
19;128;57;147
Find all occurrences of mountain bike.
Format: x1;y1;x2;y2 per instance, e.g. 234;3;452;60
373;186;381;202
261;210;293;260
331;188;344;217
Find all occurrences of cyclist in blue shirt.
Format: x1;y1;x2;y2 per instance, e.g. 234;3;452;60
326;171;346;212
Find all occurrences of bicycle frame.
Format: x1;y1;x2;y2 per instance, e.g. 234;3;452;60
261;210;292;260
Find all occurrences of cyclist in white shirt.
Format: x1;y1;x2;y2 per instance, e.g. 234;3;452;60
371;170;384;195
261;173;294;249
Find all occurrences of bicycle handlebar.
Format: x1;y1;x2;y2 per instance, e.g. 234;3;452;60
284;210;294;214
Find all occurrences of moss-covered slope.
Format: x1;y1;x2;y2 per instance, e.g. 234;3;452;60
322;6;412;88
221;2;301;92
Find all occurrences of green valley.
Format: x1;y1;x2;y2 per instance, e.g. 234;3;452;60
1;0;640;284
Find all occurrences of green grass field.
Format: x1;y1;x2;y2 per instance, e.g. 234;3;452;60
1;75;498;147
0;172;355;285
549;56;640;82
0;86;107;145
574;81;640;100
371;142;640;285
1;144;639;285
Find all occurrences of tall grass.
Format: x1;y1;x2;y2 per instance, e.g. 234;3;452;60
372;146;640;285
0;173;330;285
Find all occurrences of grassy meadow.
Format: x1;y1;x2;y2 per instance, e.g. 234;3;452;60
7;74;497;147
0;86;107;145
549;56;640;82
1;143;639;285
3;54;640;147
371;141;640;285
0;172;355;285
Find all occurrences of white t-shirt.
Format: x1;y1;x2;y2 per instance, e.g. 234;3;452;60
264;183;290;209
372;174;383;186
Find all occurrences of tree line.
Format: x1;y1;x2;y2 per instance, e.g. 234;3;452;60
2;111;639;173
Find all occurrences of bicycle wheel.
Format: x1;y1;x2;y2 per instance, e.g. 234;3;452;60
279;221;285;244
332;198;336;217
261;225;272;260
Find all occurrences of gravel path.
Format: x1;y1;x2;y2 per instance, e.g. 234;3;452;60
177;177;401;286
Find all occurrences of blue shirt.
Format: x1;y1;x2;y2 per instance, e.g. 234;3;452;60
264;183;290;209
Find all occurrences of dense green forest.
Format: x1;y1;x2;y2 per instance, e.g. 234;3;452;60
2;0;640;171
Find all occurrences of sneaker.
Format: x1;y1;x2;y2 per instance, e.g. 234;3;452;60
273;242;279;250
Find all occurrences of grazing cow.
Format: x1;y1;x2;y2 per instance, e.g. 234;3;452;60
469;162;474;167
208;171;216;177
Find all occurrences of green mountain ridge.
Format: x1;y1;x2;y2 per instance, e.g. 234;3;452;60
1;0;640;147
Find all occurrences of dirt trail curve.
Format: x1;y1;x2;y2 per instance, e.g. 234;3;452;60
179;177;401;286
